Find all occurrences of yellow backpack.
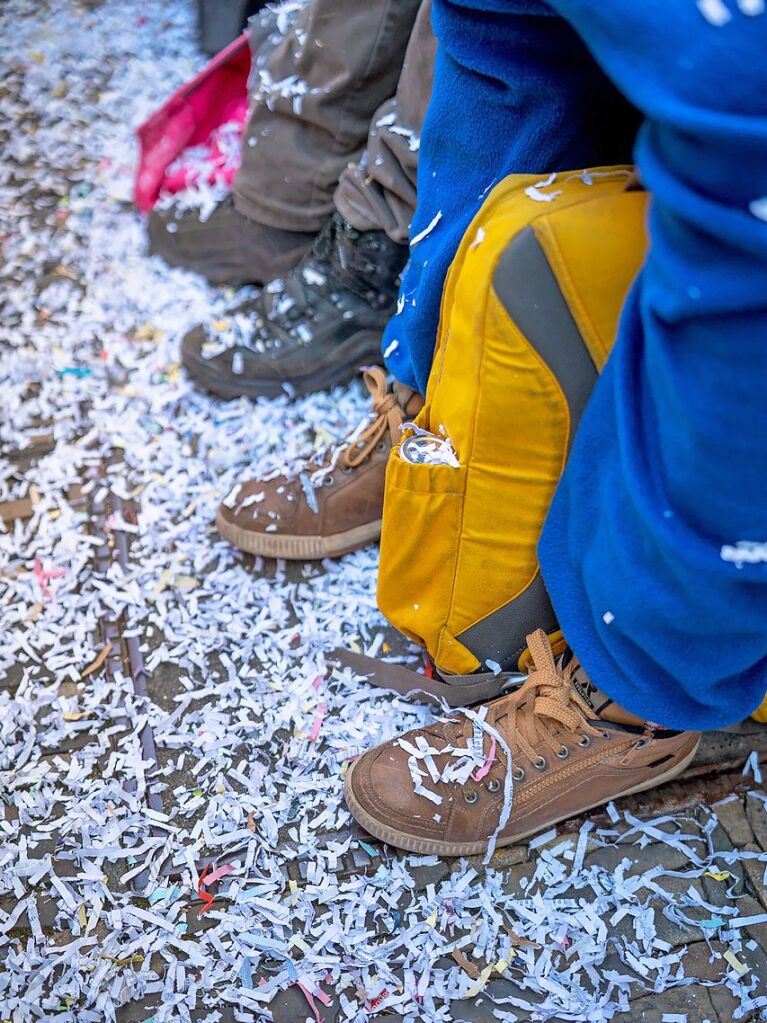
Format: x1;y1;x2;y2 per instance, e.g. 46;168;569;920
377;167;648;702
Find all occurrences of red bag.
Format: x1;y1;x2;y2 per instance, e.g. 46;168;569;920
134;33;251;213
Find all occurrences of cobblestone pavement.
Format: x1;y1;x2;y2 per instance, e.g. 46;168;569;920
1;2;767;1022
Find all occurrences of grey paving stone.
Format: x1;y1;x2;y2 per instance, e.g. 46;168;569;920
38;895;66;931
733;894;767;949
701;871;740;909
746;791;767;853
710;976;765;1023
498;859;538;895
695;722;767;771
698;815;735;851
739;844;767;913
116;1001;238;1023
183;903;223;935
0;663;24;693
115;998;161;1023
270;981;338;1023
679;940;729;983
584;841;691;878
409;859;452;889
630;983;718;1022
708;989;740;1023
653;902;709;950
714;797;756;848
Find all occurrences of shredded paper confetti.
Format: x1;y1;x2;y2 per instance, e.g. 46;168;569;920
1;2;767;1021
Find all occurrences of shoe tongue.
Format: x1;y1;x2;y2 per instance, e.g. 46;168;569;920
560;649;647;727
565;657;606;712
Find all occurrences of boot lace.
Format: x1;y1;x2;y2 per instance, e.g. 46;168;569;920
260;214;404;326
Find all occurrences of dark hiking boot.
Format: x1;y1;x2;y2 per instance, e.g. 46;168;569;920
216;367;423;559
147;194;315;286
181;212;408;399
345;630;700;857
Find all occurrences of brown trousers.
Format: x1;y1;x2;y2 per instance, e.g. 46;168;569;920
234;0;435;260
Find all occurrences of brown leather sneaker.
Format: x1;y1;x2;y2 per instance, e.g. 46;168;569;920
216;367;423;559
345;630;700;857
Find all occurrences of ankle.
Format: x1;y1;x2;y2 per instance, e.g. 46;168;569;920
565;649;648;728
597;699;647;729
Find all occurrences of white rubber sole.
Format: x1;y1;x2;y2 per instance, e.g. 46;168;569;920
216;510;382;560
344;737;701;857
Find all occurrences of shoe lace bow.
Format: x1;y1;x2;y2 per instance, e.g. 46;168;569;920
504;630;603;765
340;367;403;469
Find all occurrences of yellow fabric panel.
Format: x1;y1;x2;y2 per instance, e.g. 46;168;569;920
752;694;767;724
378;455;467;652
446;289;569;638
378;167;647;677
534;190;649;369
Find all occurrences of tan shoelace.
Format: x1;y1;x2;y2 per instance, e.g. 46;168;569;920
339;367;405;469
308;368;405;486
496;630;605;766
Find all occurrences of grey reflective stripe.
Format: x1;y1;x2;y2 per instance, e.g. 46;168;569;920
457;226;599;672
458;570;558;671
494;226;599;450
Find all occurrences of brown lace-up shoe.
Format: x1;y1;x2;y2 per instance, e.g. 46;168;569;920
345;630;700;857
216;367;423;559
181;212;408;399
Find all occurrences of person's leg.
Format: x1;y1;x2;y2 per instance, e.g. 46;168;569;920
205;3;436;562
182;1;438;404
538;0;767;731
334;0;436;245
380;0;639;394
234;0;422;234
149;0;421;285
346;0;767;855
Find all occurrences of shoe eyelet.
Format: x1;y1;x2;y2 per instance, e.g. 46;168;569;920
463;789;478;805
512;766;525;781
635;738;647;749
341;465;353;475
577;735;591;748
323;475;335;487
601;730;611;740
556;745;570;760
533;756;547;771
376;441;387;453
486;778;501;794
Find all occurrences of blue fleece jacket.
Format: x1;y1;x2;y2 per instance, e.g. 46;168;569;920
384;0;767;729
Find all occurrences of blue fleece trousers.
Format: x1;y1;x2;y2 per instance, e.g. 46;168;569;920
383;0;767;730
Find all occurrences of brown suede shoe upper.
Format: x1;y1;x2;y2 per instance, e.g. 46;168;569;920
345;631;700;856
217;367;423;557
148;194;315;286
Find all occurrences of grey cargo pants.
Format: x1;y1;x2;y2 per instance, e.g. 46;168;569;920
233;0;435;270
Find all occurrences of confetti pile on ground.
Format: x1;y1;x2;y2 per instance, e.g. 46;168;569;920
2;2;767;1022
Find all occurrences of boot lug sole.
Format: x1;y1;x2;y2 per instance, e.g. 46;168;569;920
344;738;701;858
216;510;382;560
